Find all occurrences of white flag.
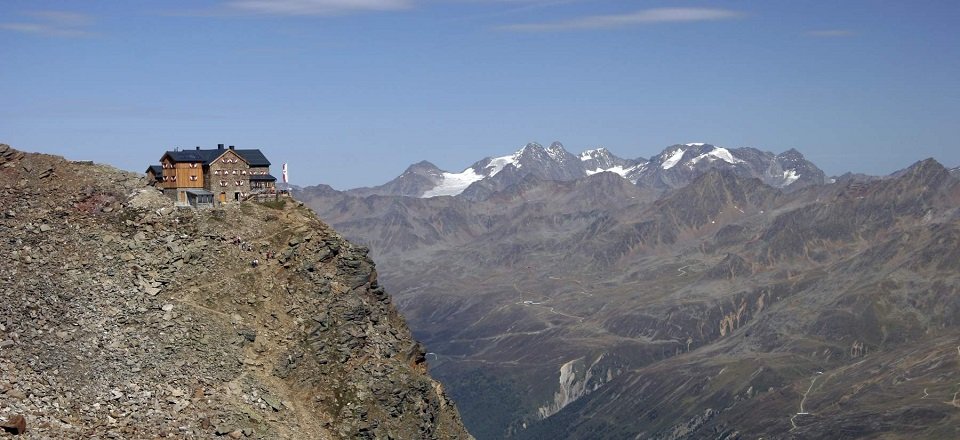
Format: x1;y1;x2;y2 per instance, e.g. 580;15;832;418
282;163;288;184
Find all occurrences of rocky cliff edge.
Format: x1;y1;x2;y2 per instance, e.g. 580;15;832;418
0;144;472;439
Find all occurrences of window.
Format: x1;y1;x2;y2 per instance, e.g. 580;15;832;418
236;180;242;186
241;170;247;175
219;180;227;187
190;176;198;181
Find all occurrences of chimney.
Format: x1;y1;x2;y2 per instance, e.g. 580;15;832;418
229;145;235;150
196;146;200;150
218;144;224;150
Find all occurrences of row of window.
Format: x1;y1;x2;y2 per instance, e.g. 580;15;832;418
161;164;269;175
212;169;270;175
161;163;200;169
163;175;199;181
218;180;246;187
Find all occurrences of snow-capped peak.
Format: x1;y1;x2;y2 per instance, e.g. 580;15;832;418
579;147;611;161
546;142;568;161
518;142;543;154
412;141;823;198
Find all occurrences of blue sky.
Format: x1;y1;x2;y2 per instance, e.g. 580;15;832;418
1;0;958;188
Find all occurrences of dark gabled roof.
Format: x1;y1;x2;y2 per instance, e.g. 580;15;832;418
146;165;163;175
234;149;271;167
249;174;277;182
162;149;219;163
161;147;271;167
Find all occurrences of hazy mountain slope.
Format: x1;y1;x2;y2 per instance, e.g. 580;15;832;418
0;144;471;439
520;162;960;439
300;147;959;439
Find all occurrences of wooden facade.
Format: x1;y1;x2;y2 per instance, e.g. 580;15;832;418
160;158;204;190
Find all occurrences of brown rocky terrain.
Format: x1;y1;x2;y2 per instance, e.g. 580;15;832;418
0;144;471;439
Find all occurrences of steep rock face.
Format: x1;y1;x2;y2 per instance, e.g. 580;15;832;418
535;355;619;420
0;144;471;439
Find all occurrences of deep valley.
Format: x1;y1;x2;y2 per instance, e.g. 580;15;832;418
301;142;960;439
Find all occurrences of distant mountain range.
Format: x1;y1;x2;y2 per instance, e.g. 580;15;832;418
345;142;826;199
298;143;960;439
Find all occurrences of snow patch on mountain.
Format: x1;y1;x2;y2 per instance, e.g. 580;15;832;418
782;169;800;186
586;165;629;177
485;153;521;175
580;149;603;161
690;147;744;166
661;148;687;170
421;168;485;197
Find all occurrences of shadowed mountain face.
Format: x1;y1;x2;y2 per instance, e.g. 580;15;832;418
299;150;960;439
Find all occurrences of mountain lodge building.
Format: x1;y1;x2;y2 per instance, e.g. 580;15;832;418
150;144;277;206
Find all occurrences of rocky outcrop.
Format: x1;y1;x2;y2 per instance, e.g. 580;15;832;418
0;145;471;439
535;355;618;419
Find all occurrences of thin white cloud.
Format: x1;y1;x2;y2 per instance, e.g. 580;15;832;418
806;29;856;38
169;0;575;19
26;11;95;26
0;10;95;37
498;7;742;31
226;0;412;15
